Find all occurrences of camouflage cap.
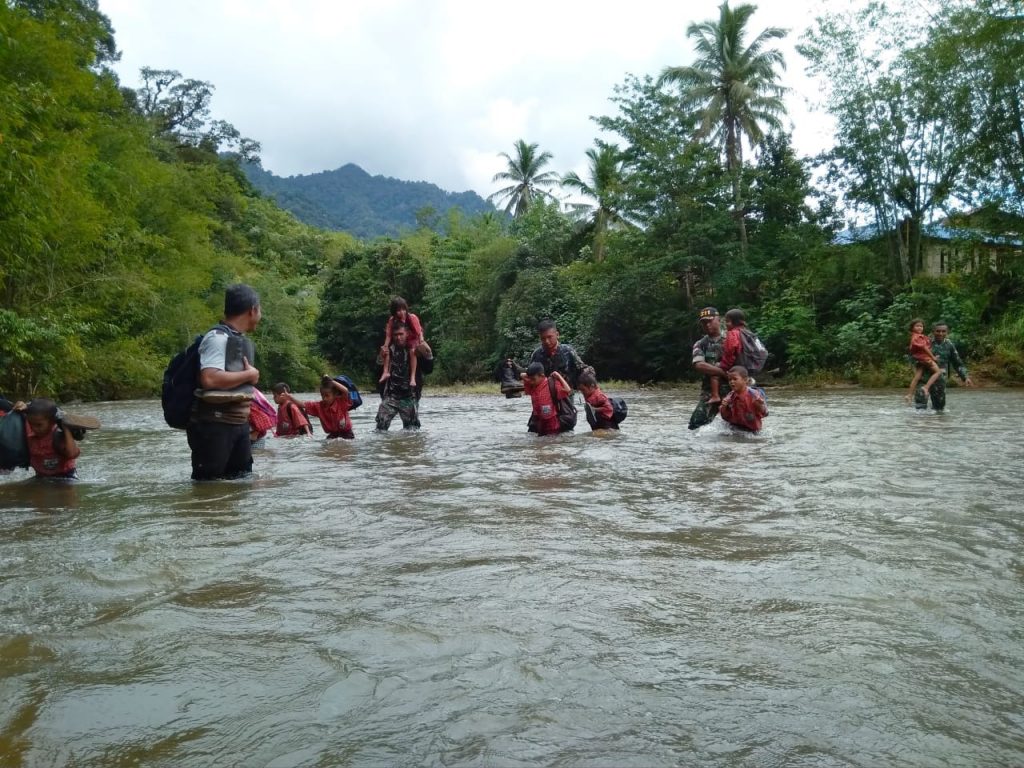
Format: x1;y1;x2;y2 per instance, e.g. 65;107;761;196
698;307;720;322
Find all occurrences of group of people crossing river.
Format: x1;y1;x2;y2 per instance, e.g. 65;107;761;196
0;283;975;482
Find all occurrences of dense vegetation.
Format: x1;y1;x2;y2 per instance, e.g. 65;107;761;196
1;0;1021;403
242;162;494;240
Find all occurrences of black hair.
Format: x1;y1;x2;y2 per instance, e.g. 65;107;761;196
526;362;545;377
909;317;925;330
536;319;557;334
272;382;291;395
578;372;598;388
728;365;749;378
224;284;260;317
391;321;408;333
389;296;409;315
724;308;746;326
26;398;58;421
933;320;949;329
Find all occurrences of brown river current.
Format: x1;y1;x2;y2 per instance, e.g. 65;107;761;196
1;388;1023;767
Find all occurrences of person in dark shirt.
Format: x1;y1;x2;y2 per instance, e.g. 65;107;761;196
376;323;420;430
913;321;974;411
689;307;727;430
528;320;594;390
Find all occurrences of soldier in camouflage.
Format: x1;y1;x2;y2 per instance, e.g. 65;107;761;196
529;320;594;390
689;307;728;430
913;322;974;411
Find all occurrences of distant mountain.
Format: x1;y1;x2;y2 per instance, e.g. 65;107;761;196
242;162;495;239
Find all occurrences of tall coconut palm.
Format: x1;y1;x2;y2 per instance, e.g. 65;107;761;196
659;1;787;250
488;139;559;218
561;142;632;261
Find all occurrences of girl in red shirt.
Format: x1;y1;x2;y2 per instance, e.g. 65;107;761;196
906;318;941;402
379;296;425;386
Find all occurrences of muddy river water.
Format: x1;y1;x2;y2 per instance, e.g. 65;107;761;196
1;388;1023;767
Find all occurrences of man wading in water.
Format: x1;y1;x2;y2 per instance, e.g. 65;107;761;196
188;284;262;480
913;321;974;412
689;307;727;429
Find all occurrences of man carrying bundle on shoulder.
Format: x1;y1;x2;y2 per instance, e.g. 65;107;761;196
187;284;262;481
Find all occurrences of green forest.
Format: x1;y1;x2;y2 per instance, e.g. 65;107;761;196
1;0;1022;401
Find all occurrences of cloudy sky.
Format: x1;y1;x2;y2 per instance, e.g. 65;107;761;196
99;0;840;198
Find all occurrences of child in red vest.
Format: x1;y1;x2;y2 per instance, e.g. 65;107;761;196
14;398;80;478
577;372;618;431
277;376;353;439
720;366;768;433
272;383;312;437
521;363;572;435
906;318;941;403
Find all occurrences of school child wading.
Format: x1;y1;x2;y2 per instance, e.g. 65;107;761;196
578;372;626;431
279;376;354;439
719;366;768;433
521;363;574;435
14;399;81;478
272;383;312;437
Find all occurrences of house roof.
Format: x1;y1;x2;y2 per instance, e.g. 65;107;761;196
833;220;1023;247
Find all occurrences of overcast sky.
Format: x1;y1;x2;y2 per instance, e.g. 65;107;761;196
99;0;841;199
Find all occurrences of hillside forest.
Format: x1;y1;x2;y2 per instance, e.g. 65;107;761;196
1;0;1022;401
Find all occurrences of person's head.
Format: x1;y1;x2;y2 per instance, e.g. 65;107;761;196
25;398;59;436
698;306;720;336
319;376;338;404
727;365;750;393
392;322;408;347
224;284;261;332
909;318;925;334
389;296;409;321
537;320;559;353
577;371;598;396
932;321;949;342
272;382;291;404
724;308;746;331
526;361;545;384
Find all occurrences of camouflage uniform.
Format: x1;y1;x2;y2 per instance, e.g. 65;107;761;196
529;343;592;390
376;345;420;430
914;337;968;412
688;333;725;430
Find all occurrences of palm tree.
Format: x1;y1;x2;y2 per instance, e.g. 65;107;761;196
488;139;559;218
659;1;787;250
561;142;632;261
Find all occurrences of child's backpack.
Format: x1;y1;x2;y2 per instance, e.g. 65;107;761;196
736;328;769;374
333;375;363;409
548;377;577;431
0;411;29;470
162;324;232;429
610;397;628;424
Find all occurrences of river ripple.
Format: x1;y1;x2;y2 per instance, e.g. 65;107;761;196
1;388;1023;767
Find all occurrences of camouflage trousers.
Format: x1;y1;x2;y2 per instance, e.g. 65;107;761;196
687;392;720;430
376;396;420;430
914;374;948;412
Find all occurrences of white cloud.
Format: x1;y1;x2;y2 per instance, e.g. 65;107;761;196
101;0;842;197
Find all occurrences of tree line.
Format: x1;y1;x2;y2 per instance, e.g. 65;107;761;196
2;0;1021;402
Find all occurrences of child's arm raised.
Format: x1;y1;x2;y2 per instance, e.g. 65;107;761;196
55;422;81;461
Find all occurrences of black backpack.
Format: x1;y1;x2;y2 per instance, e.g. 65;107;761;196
0;411;29;470
736;328;769;373
548;378;577;432
162;324;227;429
610;397;628;424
